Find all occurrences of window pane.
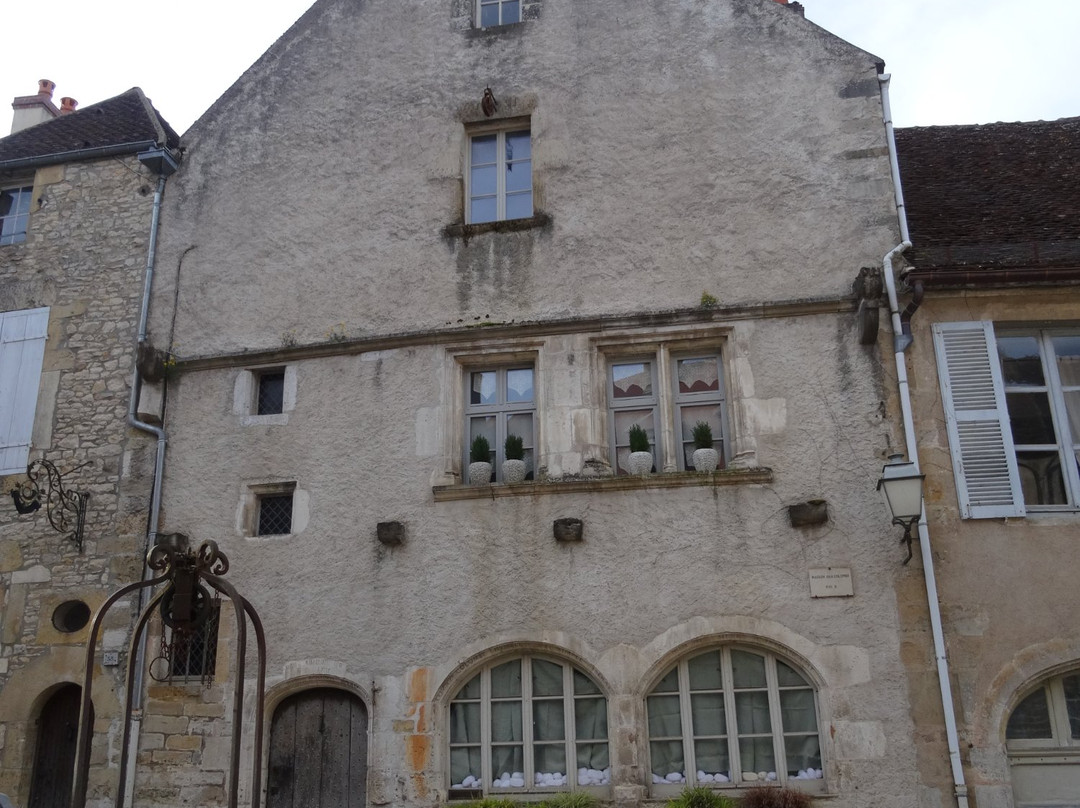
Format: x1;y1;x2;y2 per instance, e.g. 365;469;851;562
678;357;720;394
1064;391;1080;446
506;130;531;160
613;410;654;446
1016;450;1067;506
504;191;533;220
471;371;496;405
734;692;772;734
776;661;809;688
470;196;498;224
998;336;1045;385
612;362;652;398
469;417;497;470
653;668;679;693
738;736;776;776
786;735;822;777
502;0;521;24
687;651;723;690
534;744;566;779
1063;675;1080;739
491;746;524;784
492;701;523;742
533;700;565;741
471;133;497;164
1054;336;1080;386
650;740;685;779
576;742;609;771
575;670;601;695
506;368;534;403
0;190;13;217
779;690;817;733
1006;392;1059;444
693;739;730;779
532;659;564;696
450;746;483;786
731;651;767;688
1006;688;1053;739
648;695;682;737
575;697;607;740
690;693;726;736
457;673;481;700
257;372;285;415
491;659;522;697
451;702;482;743
506;162;532;194
471;164;498;197
257;495;292;535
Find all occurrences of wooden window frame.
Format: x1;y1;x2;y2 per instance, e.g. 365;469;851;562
466;122;533;225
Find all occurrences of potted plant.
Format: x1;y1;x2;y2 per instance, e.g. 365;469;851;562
503;434;528;483
628;424;654;476
691;421;719;472
468;434;493;485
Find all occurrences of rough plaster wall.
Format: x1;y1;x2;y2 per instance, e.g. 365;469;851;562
156;310;919;807
893;292;1080;804
0;156;160;804
150;0;897;357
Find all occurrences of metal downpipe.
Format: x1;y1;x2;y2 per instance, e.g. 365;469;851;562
880;74;970;808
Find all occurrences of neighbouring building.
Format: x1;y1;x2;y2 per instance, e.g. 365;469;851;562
894;117;1080;808
0;83;179;806
127;0;941;807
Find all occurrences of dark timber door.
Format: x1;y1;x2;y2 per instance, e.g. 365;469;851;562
28;684;91;808
267;688;368;808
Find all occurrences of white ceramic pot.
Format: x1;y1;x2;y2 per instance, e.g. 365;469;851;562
468;461;492;485
692;448;719;472
502;459;527;483
628;451;653;476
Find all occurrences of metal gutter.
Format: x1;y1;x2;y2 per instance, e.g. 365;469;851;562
905;265;1080;287
0;140;160;172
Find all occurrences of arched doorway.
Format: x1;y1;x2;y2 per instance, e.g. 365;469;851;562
28;684;92;808
267;687;368;808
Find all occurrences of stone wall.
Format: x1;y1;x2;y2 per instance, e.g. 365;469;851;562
0;154;161;805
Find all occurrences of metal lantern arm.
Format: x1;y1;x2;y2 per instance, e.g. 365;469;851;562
10;459;90;551
877;454;926;565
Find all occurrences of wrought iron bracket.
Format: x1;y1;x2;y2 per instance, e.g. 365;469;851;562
9;459;90;552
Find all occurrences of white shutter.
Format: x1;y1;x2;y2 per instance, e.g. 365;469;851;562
932;321;1025;518
0;307;50;475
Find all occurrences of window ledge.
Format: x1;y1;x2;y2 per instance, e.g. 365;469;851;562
240;413;288;427
443;212;552;244
433;467;772;502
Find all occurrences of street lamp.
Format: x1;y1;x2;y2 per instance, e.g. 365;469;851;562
877;453;925;564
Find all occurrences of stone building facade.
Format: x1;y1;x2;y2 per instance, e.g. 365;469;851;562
129;1;941;807
0;86;179;806
892;118;1080;808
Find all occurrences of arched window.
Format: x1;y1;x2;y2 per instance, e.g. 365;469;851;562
448;656;609;795
1006;670;1080;805
646;647;822;791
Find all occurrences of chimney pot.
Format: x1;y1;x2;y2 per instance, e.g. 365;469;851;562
60;97;78;114
38;79;56;98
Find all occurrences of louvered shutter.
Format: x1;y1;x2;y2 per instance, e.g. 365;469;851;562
932;321;1025;518
0;307;50;475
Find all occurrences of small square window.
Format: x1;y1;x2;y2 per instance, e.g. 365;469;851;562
257;494;293;536
468;128;532;224
477;0;520;27
257;370;286;415
0;185;33;246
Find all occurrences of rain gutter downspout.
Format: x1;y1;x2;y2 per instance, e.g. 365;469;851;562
879;73;970;808
123;151;174;806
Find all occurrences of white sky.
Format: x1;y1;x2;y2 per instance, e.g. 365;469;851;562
2;0;1078;136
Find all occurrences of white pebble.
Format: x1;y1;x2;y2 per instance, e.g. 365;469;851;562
742;771;759;781
715;773;729;783
652;773;665;784
666;772;683;782
766;771;777;781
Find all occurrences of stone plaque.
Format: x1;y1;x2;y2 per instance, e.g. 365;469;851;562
809;567;854;598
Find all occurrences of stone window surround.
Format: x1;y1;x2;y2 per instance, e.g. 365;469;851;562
433;325;760;496
238;480;308;540
233;364;297;426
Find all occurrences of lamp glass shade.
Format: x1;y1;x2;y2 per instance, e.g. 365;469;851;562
877;459;925;520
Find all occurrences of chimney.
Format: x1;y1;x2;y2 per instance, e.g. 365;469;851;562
10;78;62;134
60;97;78;115
771;0;805;15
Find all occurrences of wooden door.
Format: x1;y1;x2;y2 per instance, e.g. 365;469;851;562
267;688;368;808
28;684;91;808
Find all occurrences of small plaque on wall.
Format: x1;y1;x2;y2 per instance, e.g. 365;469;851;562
808;567;854;598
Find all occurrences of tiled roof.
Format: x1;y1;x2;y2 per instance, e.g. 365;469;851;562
0;87;179;165
896;117;1080;273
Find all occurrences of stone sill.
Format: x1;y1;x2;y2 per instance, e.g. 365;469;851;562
443;212;552;244
432;467;772;502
